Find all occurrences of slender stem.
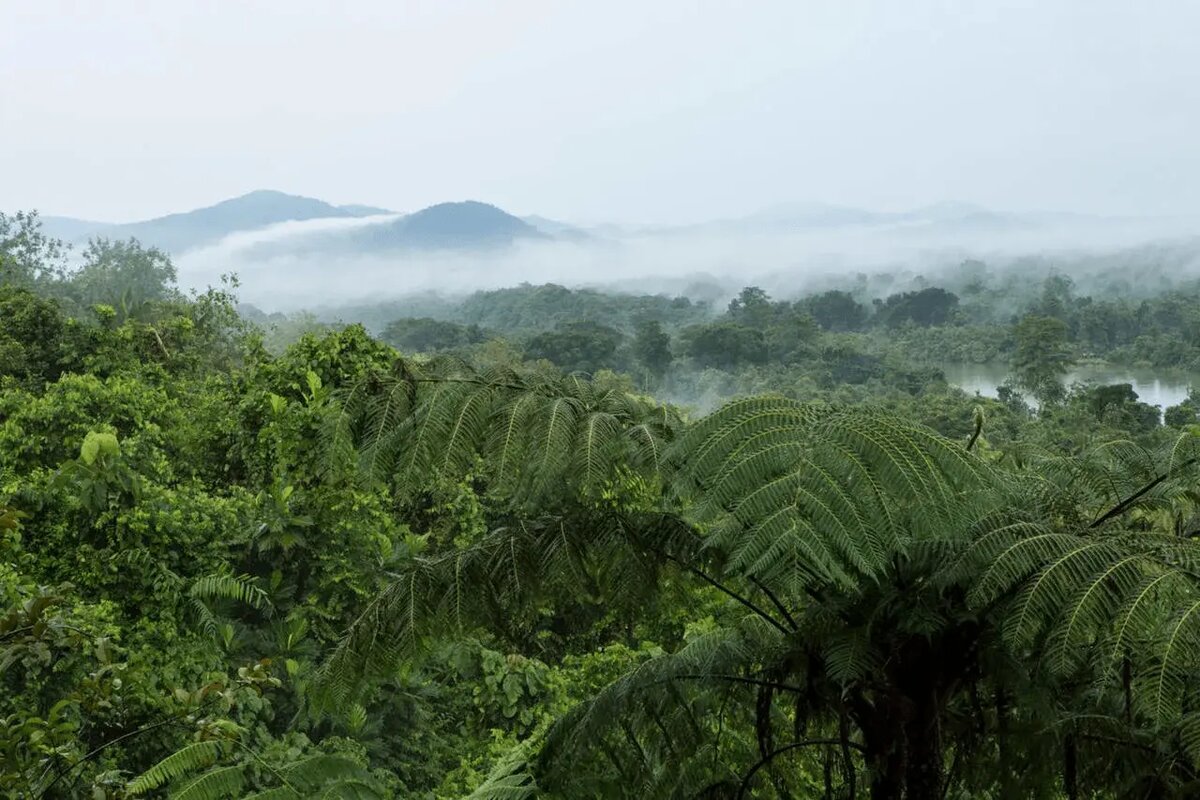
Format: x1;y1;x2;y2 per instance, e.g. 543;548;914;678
232;739;300;794
737;739;866;799
749;576;799;630
657;673;807;694
966;413;983;452
653;547;792;636
35;715;189;798
1090;458;1197;528
839;703;857;800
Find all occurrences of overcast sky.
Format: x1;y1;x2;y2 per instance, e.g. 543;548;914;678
3;1;1198;224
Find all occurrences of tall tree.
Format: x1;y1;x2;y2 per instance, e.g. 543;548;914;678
0;210;68;287
70;238;179;319
632;319;673;379
1011;313;1072;404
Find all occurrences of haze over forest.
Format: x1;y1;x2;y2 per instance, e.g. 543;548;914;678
24;187;1200;311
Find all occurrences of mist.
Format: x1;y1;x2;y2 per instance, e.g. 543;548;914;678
175;209;1200;313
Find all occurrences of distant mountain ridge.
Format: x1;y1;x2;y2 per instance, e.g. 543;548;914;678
29;192;1153;258
38;190;393;253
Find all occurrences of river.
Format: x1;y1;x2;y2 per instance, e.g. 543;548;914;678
942;363;1198;410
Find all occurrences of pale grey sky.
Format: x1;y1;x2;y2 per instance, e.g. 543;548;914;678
2;0;1198;223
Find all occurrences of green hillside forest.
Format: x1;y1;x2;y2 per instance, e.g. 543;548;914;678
7;210;1200;799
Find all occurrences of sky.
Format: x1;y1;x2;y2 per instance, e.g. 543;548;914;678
3;0;1199;224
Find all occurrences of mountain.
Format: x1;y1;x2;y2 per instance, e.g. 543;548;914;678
234;200;550;261
39;215;114;242
357;201;547;250
108;190;381;252
36;190;390;253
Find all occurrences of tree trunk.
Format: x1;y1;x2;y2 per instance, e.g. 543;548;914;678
862;714;904;800
903;698;943;800
1063;734;1078;800
868;751;905;800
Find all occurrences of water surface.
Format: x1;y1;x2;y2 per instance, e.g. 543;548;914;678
943;363;1197;409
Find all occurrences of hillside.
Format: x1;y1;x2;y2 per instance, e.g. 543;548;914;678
355;200;547;250
40;190;389;253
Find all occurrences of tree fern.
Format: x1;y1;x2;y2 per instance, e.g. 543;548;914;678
959;428;1200;771
316;379;1200;794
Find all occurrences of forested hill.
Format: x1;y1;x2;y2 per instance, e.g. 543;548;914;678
345;201;547;251
6;208;1200;798
40;190;391;253
39;195;554;256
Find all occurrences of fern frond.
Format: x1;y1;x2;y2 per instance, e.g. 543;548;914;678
173;764;246;800
463;738;539;800
127;740;227;794
189;573;272;612
282;754;372;791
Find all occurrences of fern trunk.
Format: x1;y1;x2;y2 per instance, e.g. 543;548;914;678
861;693;945;800
903;697;943;800
859;630;963;799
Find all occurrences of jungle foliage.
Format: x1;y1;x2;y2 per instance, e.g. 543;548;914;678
5;211;1200;799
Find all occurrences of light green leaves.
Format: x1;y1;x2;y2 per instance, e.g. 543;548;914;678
79;430;120;465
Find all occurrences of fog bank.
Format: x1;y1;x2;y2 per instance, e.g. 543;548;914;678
176;211;1200;311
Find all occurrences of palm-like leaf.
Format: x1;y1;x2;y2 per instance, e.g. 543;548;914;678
326;357;679;509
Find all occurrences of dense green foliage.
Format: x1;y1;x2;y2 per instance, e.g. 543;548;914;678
5;210;1200;799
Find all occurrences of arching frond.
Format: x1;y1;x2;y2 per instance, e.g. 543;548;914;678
173;764;246;800
127;740;228;795
327;357;680;508
313;511;668;709
528;613;797;797
670;398;1002;596
189;573;271;611
463;739;539;800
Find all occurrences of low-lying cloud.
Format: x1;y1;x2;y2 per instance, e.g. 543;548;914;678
175;211;1200;312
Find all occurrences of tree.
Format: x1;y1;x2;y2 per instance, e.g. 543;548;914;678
765;311;820;363
1080;383;1161;433
69;238;179;318
0;285;70;385
680;322;766;370
381;316;486;353
1011;313;1072;405
726;286;774;330
1036;273;1075;321
631;319;673;379
15;245;1200;799
0;210;68;287
524;321;624;374
1165;391;1200;428
875;287;959;328
804;289;868;332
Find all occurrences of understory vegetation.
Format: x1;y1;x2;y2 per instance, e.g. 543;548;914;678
5;210;1200;798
